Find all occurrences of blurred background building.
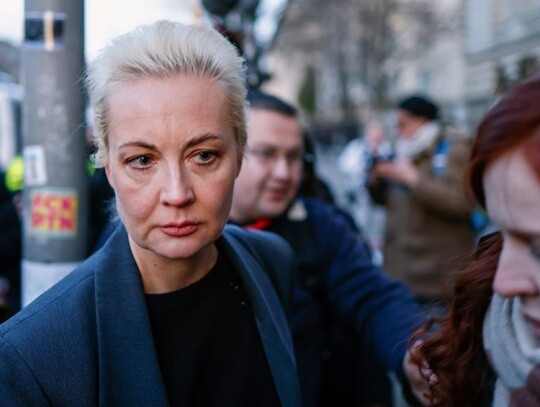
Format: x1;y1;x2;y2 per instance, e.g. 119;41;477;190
466;0;540;125
262;0;540;135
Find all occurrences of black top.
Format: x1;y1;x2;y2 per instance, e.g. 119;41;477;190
145;250;280;407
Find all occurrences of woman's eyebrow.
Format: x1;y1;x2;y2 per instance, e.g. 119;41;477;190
117;141;157;151
184;133;222;149
116;134;223;152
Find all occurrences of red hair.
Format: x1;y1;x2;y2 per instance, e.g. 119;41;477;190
411;73;540;406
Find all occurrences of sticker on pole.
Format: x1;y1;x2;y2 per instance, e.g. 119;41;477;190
29;188;78;237
22;260;81;307
25;11;66;51
24;145;47;186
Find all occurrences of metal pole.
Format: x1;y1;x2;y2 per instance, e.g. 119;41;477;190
21;0;87;306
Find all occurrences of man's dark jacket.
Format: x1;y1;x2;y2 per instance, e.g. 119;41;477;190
240;197;423;406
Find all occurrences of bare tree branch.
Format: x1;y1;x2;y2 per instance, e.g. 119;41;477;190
270;0;460;120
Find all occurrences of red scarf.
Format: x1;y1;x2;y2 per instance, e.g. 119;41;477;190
243;218;271;231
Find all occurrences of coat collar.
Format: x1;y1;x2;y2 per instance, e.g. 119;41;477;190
94;224;169;405
93;224;300;406
221;225;301;407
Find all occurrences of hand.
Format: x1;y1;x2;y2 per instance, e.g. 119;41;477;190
372;158;419;187
403;340;438;406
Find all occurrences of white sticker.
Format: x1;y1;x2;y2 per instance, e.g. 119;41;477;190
21;260;80;307
24;145;48;186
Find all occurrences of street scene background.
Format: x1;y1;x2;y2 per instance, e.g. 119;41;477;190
1;1;540;405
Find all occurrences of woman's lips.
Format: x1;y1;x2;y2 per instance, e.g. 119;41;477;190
160;222;199;237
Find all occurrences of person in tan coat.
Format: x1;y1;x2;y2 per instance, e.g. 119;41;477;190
368;95;475;312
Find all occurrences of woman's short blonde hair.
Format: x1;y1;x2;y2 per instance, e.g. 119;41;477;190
86;20;247;167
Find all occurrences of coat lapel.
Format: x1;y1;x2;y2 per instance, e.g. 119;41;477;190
92;224;299;406
94;225;169;405
220;230;301;407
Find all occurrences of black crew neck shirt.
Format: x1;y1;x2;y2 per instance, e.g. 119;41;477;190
145;250;280;407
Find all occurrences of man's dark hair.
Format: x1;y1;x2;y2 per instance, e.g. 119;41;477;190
397;94;439;120
247;89;298;117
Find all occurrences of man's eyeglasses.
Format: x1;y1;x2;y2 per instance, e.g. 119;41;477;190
246;148;305;167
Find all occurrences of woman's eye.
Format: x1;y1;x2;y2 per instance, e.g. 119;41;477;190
127;155;152;169
194;151;217;164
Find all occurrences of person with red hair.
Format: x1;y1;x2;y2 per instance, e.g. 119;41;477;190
410;73;540;406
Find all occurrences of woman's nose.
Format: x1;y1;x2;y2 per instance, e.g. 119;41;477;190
493;253;539;298
160;166;194;207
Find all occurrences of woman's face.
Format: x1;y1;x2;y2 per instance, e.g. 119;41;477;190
484;147;540;335
105;74;241;264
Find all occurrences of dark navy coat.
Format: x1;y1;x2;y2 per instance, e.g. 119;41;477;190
0;224;301;406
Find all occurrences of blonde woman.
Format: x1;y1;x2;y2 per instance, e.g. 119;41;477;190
0;21;300;406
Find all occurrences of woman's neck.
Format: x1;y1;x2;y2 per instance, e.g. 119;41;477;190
128;237;219;294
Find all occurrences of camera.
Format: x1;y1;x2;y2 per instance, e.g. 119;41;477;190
366;151;395;171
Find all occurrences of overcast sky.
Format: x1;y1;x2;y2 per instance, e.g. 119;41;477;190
0;0;285;60
0;1;23;44
0;0;202;60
